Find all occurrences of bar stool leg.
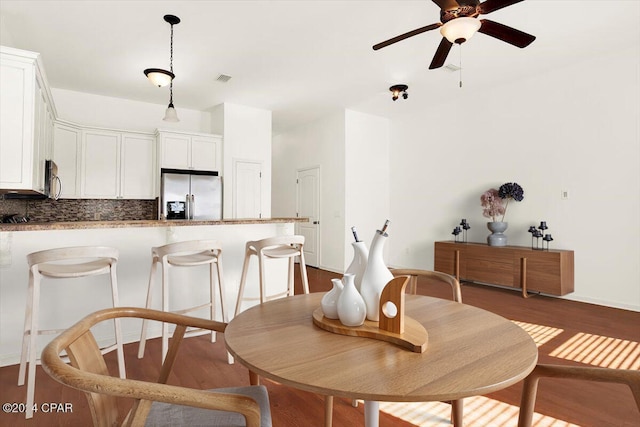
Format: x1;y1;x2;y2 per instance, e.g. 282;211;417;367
25;268;41;419
109;264;126;379
138;255;158;359
258;253;267;304
299;250;310;294
161;259;170;363
18;269;35;387
234;249;253;316
208;261;217;343
287;257;295;297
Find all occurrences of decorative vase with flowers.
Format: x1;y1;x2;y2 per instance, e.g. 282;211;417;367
481;182;524;246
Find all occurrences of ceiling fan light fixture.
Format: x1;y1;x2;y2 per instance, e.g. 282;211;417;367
389;84;408;101
440;17;481;44
144;68;175;87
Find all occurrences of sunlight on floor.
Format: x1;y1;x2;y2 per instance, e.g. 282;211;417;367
511;321;564;347
549;332;640;370
379;396;581;426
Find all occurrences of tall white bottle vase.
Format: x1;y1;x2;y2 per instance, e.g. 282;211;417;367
337;273;366;327
360;231;393;321
345;241;369;293
321;278;344;319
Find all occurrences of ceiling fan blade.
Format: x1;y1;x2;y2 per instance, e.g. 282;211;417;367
478;0;524;15
373;23;441;50
478;19;536;48
432;0;461;10
429;37;454;69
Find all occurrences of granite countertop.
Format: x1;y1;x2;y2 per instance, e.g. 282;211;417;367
0;217;308;232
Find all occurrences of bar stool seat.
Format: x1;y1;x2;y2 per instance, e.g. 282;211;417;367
235;235;309;316
18;246;126;419
138;239;227;363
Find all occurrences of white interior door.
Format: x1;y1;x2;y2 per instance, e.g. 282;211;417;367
296;167;320;267
233;160;262;219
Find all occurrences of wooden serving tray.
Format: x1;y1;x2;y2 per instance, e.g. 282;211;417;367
312;307;428;353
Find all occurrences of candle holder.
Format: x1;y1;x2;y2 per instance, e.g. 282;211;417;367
452;219;470;243
528;221;553;250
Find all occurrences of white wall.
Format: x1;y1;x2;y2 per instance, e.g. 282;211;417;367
51;88;211;134
388;44;640;311
212;103;272;219
272;110;391;272
344;110;391;267
272;112;346;272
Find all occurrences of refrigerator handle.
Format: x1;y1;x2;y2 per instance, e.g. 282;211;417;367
185;194;190;220
190;194;195;219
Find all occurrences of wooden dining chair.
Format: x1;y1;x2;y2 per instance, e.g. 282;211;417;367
518;363;640;427
391;268;462;302
391;268;463;426
41;307;272;427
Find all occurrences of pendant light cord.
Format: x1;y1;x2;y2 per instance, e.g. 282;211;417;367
459;44;463;88
169;22;174;104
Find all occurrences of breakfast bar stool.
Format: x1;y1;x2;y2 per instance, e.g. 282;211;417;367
138;239;227;363
234;235;309;316
18;246;126;419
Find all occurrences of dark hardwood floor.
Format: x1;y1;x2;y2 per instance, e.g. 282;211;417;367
1;267;638;426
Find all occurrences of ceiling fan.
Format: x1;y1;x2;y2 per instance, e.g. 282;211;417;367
372;0;536;70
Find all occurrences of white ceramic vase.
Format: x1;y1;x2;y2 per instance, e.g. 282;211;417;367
360;231;393;321
337;273;366;327
321;278;344;319
345;241;369;293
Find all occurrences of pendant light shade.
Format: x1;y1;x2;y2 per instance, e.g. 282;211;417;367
144;68;175;87
440;17;481;44
163;102;179;122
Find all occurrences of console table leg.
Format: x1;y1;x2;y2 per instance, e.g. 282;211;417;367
521;257;533;299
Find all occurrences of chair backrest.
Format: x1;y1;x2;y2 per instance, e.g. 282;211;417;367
250;235;305;253
518;363;640;427
41;307;263;427
27;246;118;268
391;268;462;302
154;239;222;259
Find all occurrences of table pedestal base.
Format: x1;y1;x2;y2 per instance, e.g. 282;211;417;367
364;401;379;427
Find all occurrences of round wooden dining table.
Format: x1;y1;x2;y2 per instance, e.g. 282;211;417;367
225;292;538;427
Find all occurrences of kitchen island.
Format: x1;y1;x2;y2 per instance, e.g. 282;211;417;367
0;218;306;366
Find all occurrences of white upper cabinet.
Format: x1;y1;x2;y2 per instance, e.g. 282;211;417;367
80;129;156;199
0;46;56;194
52;122;82;199
121;134;156;199
158;130;221;172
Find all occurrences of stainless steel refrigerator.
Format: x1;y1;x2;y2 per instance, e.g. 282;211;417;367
160;169;222;220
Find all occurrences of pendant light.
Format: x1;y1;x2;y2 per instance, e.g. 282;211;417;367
144;14;180;122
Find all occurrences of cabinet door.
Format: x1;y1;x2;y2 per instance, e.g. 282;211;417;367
160;134;191;169
191;136;219;171
0;57;35;190
121;133;155;199
52;123;81;198
82;130;120;198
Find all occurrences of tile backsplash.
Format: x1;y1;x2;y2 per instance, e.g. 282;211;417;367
0;198;157;222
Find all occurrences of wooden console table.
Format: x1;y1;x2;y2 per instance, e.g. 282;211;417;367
434;241;574;298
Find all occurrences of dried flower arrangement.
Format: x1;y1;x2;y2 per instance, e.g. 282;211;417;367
481;182;524;222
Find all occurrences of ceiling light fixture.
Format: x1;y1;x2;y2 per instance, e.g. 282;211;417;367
144;14;181;122
144;15;180;87
440;17;481;45
389;84;408;101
